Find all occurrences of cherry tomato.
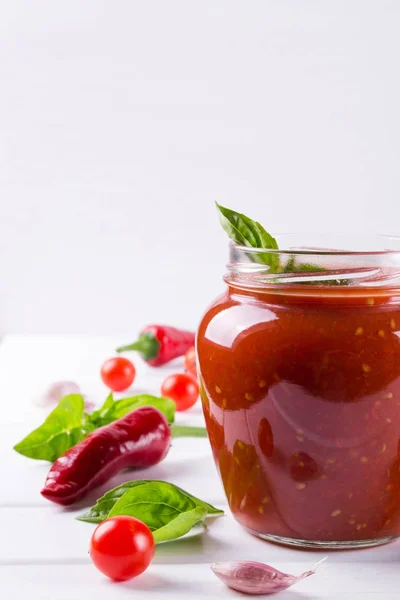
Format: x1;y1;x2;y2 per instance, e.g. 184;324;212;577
90;515;155;581
161;372;199;411
184;346;197;378
101;357;136;392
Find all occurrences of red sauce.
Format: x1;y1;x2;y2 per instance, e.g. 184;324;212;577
197;284;400;544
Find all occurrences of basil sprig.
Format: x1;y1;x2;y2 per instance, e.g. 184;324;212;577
78;480;223;543
216;203;350;285
216;202;280;271
87;392;176;428
14;392;206;462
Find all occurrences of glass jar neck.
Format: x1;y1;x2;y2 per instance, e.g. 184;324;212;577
225;236;400;298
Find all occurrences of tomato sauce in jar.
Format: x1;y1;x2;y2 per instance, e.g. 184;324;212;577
197;236;400;548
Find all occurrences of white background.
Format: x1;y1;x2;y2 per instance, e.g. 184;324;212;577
1;1;400;334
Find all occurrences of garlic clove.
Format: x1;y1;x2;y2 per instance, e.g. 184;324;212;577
34;381;81;407
211;557;326;595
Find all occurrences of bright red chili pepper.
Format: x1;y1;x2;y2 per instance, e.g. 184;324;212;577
41;407;171;505
116;325;195;367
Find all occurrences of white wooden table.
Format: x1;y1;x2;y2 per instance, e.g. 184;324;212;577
0;335;398;599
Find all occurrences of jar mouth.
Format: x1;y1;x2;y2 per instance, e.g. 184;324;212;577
235;233;400;256
226;234;400;292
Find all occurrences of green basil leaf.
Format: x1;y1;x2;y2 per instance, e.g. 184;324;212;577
13;394;85;462
85;392;114;428
112;395;175;424
282;255;296;273
77;480;223;523
170;424;208;438
98;480;209;543
176;489;223;516
108;482;196;530
282;257;326;274
282;256;350;286
85;394;176;429
153;506;208;544
77;480;153;523
216;204;351;285
216;202;280;271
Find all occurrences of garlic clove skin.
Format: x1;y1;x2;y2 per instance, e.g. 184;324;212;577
211;558;325;595
35;381;98;415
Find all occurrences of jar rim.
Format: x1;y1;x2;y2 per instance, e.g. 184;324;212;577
233;233;400;256
226;234;400;292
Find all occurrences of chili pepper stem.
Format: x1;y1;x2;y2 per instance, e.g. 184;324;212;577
116;333;160;360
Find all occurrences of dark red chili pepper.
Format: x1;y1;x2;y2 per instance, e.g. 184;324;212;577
116;325;195;367
41;406;171;505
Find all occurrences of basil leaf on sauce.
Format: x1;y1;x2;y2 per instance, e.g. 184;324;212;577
217;204;351;285
13;394;86;462
77;480;223;525
282;257;350;285
216;202;280;271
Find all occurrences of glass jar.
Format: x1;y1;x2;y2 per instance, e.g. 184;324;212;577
197;234;400;549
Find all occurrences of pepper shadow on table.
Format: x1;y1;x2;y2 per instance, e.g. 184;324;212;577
61;452;218;512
